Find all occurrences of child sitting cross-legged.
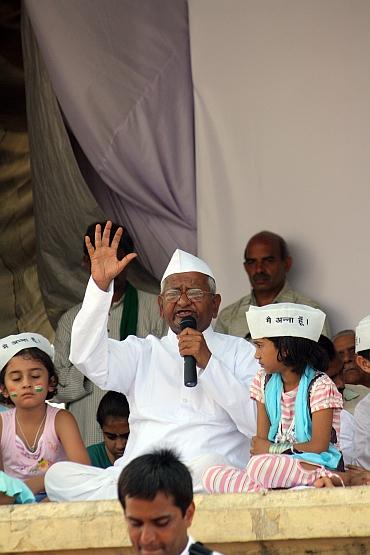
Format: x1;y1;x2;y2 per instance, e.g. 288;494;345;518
203;303;345;493
87;391;130;469
0;333;90;503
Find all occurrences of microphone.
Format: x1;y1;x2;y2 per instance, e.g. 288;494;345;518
180;316;197;387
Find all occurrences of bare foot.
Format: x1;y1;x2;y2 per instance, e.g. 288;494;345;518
314;477;335;488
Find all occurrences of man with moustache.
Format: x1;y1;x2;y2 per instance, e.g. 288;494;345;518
215;230;330;338
44;222;258;501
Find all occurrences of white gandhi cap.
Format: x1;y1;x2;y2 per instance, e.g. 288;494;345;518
0;333;54;370
161;249;215;284
355;315;370;353
246;303;326;341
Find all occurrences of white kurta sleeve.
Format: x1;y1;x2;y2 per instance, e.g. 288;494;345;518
70;277;140;394
199;341;258;438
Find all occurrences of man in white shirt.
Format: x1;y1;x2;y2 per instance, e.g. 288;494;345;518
352;316;370;470
45;222;258;501
118;449;222;555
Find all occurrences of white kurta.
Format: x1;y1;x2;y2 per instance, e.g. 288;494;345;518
70;277;258;470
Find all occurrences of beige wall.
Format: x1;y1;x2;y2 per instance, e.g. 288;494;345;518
1;488;370;554
190;0;370;334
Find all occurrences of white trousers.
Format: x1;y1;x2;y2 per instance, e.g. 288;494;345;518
45;453;229;502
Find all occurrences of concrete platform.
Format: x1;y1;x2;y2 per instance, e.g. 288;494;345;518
1;486;370;554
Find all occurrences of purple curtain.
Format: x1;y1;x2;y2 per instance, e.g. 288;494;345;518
24;0;196;281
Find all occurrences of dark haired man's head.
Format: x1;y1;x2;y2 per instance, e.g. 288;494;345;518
83;221;134;301
0;348;58;405
118;449;195;555
244;231;292;302
97;391;130;463
83;221;134;259
268;336;329;375
318;335;345;394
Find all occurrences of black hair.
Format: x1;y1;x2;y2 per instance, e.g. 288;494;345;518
268;336;329;375
0;348;58;405
318;334;337;361
118;449;193;516
96;391;130;427
83;221;134;258
357;349;370;361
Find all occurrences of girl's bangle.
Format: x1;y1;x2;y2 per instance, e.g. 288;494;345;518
269;442;290;454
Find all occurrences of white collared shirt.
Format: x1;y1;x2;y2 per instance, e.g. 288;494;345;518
71;278;258;469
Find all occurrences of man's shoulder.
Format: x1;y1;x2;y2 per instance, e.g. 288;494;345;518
278;284;322;309
137;288;159;303
215;294;252;336
58;302;83;326
218;294;252;317
87;441;105;454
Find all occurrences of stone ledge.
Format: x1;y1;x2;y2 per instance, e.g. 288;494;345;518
0;486;369;554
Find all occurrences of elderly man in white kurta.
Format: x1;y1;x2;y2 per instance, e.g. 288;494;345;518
45;222;258;501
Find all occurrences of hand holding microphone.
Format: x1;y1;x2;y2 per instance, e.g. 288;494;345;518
178;317;212;386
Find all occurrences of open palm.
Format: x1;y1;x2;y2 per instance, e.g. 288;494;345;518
85;222;137;291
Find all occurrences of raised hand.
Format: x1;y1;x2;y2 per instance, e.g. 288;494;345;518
85;221;137;291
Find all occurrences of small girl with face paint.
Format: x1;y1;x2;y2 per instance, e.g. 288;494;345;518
203;303;344;493
0;333;90;502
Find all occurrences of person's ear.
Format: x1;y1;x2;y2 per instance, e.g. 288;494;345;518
184;501;195;528
284;256;293;273
0;385;9;399
212;294;222;319
158;295;166;320
355;355;370;374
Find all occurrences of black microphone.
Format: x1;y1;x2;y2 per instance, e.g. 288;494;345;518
180;316;197;387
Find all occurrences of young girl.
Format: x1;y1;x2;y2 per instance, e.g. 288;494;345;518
203;303;344;493
0;332;90;502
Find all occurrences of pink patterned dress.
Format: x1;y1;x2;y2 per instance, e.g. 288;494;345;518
203;369;343;493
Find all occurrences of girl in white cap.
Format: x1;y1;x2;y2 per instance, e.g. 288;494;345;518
203;303;345;493
0;333;90;503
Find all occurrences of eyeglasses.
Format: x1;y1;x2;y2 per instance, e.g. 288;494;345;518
161;288;214;303
103;431;130;441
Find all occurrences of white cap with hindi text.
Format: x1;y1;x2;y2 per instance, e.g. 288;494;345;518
161;249;215;284
246;303;325;341
355;315;370;353
0;333;54;370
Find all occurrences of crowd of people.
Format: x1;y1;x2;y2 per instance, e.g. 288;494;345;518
0;221;369;552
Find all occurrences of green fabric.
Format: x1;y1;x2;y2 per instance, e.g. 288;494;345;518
120;282;139;340
0;471;35;504
87;442;112;469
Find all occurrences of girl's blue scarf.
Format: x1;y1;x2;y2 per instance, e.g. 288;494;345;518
265;365;341;470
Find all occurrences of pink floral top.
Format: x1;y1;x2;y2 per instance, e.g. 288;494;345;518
0;405;67;481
